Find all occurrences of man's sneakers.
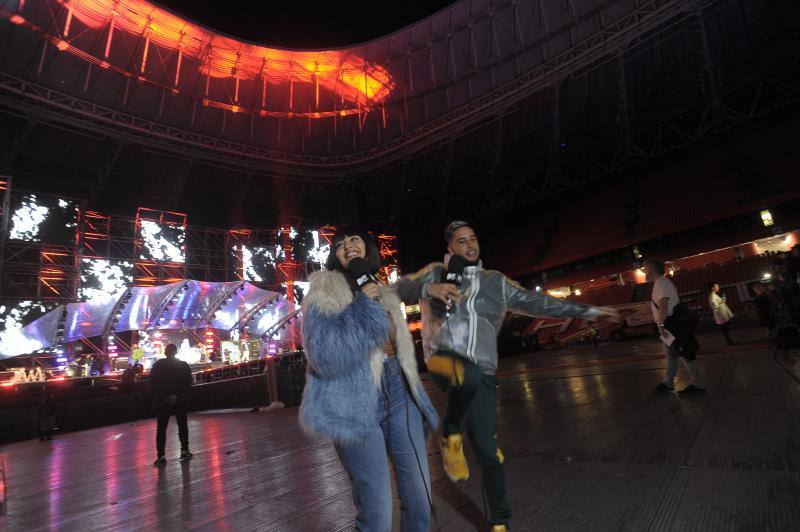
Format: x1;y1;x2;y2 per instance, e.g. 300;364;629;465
440;433;469;482
153;456;166;467
652;382;674;393
678;384;706;396
179;450;194;462
654;382;707;395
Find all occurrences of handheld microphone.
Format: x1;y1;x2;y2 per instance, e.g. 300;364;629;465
348;257;379;300
443;255;468;285
430;255;468;316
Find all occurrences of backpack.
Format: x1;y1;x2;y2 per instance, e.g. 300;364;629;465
670;302;700;333
656;300;700;359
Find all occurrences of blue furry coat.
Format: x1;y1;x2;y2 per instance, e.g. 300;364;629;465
299;270;439;444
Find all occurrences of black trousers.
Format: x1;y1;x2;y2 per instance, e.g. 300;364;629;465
434;362;511;527
156;401;188;456
721;322;734;345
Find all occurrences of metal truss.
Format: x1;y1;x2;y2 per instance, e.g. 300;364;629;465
0;0;691;179
198;282;244;327
260;309;302;341
397;3;800;236
0;191;323;304
230;295;281;335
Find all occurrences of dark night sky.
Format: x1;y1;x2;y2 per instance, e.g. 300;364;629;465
156;0;458;48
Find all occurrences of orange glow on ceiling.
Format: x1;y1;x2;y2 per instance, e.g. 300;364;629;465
49;0;393;105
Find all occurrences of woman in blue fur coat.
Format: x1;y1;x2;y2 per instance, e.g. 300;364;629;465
299;225;439;532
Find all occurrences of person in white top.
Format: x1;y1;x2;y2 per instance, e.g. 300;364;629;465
644;259;705;395
708;283;735;346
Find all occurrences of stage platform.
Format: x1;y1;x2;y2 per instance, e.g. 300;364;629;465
2;328;800;531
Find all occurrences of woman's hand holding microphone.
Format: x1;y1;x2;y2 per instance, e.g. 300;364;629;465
361;282;381;301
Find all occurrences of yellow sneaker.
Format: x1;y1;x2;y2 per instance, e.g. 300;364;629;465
494;432;504;464
427;354;464;386
440;433;469;482
491;525;508;532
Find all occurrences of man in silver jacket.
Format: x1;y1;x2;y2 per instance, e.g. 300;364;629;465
395;220;619;532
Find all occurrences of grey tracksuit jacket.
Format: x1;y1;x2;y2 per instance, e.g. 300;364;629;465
395;261;601;375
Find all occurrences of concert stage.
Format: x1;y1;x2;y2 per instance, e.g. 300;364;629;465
1;330;799;531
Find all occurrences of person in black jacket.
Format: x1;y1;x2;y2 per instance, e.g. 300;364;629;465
150;343;193;465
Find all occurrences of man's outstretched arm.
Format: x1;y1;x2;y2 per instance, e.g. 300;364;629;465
394;262;445;303
503;275;620;321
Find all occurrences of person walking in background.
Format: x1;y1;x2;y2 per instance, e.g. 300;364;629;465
709;283;735;345
37;391;57;441
150;343;193;466
648;259;705;395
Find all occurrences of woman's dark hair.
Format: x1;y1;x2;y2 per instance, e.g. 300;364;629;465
324;224;382;274
707;283;717;292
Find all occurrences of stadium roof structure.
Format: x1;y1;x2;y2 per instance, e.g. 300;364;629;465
0;279;300;357
0;0;798;233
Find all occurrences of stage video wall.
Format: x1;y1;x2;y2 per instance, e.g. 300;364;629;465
138;220;185;263
9;193;79;244
0;188;342;334
77;259;134;304
232;228;330;287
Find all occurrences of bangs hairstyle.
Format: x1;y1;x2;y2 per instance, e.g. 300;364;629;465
324;224;382;274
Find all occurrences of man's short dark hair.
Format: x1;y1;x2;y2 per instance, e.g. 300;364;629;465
164;343;178;357
644;259;665;276
324;224;382;274
444;220;474;243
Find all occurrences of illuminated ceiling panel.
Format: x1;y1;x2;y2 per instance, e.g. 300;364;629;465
4;0;393;118
0;0;701;171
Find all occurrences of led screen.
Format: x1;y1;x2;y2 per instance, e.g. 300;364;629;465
233;245;280;284
0;300;56;357
0;300;54;333
280;227;330;265
282;281;310;304
9;194;79;244
306;230;331;265
78;258;134;304
138;220;185;262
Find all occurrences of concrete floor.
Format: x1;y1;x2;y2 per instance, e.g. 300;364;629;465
1;328;799;531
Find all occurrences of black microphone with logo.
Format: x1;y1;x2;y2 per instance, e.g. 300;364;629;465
430;254;468;317
348;257;379;301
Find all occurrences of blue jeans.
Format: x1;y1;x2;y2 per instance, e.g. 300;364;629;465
335;357;432;532
662;343;701;388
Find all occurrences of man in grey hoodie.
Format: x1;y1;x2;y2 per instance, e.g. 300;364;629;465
396;221;619;531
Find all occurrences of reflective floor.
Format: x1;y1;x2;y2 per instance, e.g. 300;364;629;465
2;328;800;531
